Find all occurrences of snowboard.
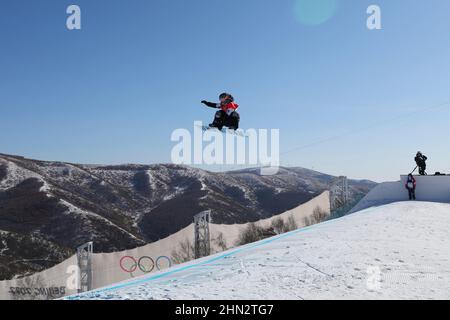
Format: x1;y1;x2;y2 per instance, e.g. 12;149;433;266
196;124;247;137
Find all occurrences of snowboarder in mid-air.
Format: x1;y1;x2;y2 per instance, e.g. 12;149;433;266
405;173;416;200
201;93;240;130
414;151;428;175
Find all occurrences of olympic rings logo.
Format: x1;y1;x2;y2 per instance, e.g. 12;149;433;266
119;256;172;275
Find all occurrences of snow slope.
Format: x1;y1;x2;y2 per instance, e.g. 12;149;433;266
68;202;450;300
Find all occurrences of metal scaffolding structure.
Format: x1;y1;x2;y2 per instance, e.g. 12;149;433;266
76;241;93;293
330;176;349;210
194;210;211;259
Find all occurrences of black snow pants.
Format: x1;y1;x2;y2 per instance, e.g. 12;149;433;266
418;165;427;175
211;110;240;130
407;188;416;200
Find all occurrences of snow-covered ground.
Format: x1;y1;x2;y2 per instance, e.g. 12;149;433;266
68;202;450;300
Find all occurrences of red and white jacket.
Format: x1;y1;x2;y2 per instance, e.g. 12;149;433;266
405;176;416;190
203;101;239;115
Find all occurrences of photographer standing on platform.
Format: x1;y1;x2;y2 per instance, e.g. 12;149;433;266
414;152;428;176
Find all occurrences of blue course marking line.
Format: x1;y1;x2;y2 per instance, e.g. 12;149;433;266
68;206;377;299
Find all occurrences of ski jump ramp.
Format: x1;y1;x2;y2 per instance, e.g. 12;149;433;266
67;201;450;300
350;175;450;213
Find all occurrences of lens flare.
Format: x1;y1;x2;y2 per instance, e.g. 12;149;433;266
293;0;338;26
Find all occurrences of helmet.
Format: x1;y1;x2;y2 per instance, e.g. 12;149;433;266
417;151;422;156
219;92;234;102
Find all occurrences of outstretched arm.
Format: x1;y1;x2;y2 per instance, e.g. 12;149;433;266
201;100;219;108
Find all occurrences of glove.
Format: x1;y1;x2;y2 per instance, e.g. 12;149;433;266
201;100;207;105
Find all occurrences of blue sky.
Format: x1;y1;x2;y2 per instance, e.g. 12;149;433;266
1;0;449;181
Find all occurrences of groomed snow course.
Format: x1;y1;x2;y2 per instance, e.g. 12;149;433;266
68;201;450;300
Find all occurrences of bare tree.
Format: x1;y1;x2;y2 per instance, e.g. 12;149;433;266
271;217;286;235
236;223;275;246
212;232;227;252
271;215;298;234
311;206;328;224
304;206;328;226
286;215;298;231
171;238;195;264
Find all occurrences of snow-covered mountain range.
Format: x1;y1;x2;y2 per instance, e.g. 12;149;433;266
0;153;375;280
